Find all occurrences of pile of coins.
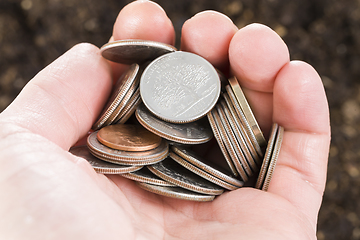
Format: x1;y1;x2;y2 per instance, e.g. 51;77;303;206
70;39;284;201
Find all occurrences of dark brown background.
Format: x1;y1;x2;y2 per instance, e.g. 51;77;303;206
0;0;358;239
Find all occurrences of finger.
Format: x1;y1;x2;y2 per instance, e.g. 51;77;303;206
229;23;290;135
108;0;175;81
181;11;238;73
0;43;112;150
270;61;330;227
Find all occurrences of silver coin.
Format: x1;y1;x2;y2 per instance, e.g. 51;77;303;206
92;64;140;130
121;167;175;187
171;145;244;188
114;88;141;124
219;99;259;173
207;111;238;177
169;152;239;191
222;92;261;164
136;182;215;202
262;125;284;191
148;157;224;195
211;108;249;182
135;103;213;144
100;39;177;65
225;86;263;159
255;123;278;189
140;51;221;123
87;131;169;164
69;145;142;174
227;77;267;149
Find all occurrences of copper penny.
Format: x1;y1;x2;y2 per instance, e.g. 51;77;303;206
97;124;162;151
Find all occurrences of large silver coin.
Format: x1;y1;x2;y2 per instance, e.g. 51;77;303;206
171;145;244;188
136;182;215;202
69;145;142;174
136;103;213;144
100;39;177;64
87;131;169;165
140;51;221;123
148;158;224;195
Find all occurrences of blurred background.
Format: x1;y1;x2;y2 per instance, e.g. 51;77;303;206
0;0;358;239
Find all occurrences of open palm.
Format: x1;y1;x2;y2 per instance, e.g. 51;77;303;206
0;1;330;239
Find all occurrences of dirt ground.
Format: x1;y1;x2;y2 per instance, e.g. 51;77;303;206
0;0;359;239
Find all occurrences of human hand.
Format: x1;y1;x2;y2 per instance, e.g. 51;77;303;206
0;1;330;239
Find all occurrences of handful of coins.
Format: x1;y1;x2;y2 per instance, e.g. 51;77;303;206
70;39;284;201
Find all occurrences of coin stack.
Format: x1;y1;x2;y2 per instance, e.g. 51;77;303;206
70;39;284;201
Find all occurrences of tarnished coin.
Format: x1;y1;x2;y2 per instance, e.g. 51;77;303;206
136;103;213;144
140;51;221;123
69;145;142;174
87;131;169;165
93;64;140;130
122;167;175;187
171;145;244;188
227;77;266;148
97;124;162;152
169;152;239;191
136;182;215;202
148;158;224;195
100;39;177;64
262;124;284;191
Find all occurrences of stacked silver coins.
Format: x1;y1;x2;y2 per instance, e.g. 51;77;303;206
69;39;284;201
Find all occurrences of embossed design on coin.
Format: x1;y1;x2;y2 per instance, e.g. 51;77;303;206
140;51;221;123
148;158;224;195
69;145;142;174
136;182;215;202
97;124;162;152
136;103;213;144
100;39;177;64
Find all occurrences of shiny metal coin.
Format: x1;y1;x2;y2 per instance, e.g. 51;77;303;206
219;99;259;173
148;158;224;195
140;51;221;123
255;123;281;190
207;111;238;177
169;152;239;191
114;88;141;124
136;182;215;202
262;125;284;191
121;167;175;187
100;39;177;64
87;131;169;165
136;103;213;144
93;64;140;130
211;108;249;182
222;92;261;164
171;145;244;187
69;145;142;174
97;124;162;151
225;86;263;159
227;77;266;148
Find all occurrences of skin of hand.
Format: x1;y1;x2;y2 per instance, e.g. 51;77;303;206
0;1;330;240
